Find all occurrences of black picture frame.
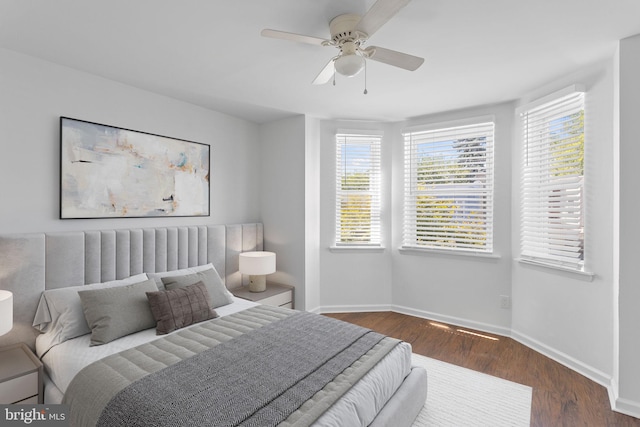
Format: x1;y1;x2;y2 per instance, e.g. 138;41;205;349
60;117;210;219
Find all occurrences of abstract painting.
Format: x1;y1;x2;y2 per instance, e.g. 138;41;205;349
60;117;210;219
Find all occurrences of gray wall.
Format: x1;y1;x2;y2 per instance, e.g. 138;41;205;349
616;33;640;417
259;116;307;310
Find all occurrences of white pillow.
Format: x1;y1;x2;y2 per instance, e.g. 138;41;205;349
33;273;150;356
147;264;232;298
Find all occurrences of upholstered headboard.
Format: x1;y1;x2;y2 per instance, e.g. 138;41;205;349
0;223;263;350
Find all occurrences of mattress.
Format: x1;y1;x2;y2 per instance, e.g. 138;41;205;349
39;298;413;426
39;297;257;393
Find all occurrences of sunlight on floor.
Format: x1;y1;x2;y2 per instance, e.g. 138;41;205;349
428;321;499;341
456;329;499;341
428;322;451;330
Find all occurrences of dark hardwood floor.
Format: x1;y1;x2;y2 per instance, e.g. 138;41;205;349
325;311;640;427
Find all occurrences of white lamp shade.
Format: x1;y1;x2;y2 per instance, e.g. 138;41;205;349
0;290;13;336
239;251;276;275
335;54;365;77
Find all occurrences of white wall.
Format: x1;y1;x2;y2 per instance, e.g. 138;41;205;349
510;60;616;387
259;116;307;309
311;60;638;416
316;104;513;336
616;33;640;416
318;120;393;312
0;48;261;234
391;103;514;334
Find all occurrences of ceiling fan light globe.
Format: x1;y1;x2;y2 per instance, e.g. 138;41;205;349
335;54;365;77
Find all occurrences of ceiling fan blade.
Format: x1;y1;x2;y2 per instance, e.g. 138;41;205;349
363;46;424;71
312;58;336;85
355;0;411;37
261;29;328;46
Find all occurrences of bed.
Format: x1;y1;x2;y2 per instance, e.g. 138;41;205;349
0;223;427;427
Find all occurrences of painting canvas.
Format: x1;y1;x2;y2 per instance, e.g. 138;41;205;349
60;117;210;219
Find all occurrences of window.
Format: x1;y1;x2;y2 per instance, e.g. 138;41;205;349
403;120;494;253
520;87;585;271
335;133;382;246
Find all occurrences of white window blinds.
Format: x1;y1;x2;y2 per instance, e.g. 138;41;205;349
335;133;382;246
520;89;585;270
403;121;494;253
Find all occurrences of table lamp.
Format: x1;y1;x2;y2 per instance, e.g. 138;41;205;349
0;290;13;336
239;251;276;292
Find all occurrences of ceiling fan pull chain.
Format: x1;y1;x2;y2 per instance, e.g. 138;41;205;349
364;59;368;94
333;68;336;86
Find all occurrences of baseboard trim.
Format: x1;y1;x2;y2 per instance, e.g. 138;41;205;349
608;377;619;416
392;304;512;337
510;329;640;419
318;304;393;314
510;329;611;387
606;376;640;419
316;303;511;337
614;395;640;419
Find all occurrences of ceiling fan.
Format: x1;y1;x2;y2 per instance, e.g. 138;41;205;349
261;0;424;86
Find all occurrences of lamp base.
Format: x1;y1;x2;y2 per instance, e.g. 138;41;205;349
249;275;266;292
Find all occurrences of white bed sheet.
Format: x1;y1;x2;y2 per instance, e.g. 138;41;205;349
39;298;412;426
39;296;258;393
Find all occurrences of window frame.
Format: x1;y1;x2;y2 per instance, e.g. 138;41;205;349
517;84;589;274
402;116;495;255
334;131;383;248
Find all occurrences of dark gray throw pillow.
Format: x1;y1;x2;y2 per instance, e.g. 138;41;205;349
146;281;218;335
78;278;158;346
161;268;233;309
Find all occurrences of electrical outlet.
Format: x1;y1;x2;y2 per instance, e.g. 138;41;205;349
500;295;511;309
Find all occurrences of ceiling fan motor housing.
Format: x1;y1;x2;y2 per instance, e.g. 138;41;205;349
329;14;368;45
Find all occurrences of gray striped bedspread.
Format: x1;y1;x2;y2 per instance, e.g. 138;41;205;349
63;305;400;427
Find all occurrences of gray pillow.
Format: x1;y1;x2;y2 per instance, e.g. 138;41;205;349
33;273;150;356
78;278;158;346
161;268;233;309
146;281;217;335
147;264;232;294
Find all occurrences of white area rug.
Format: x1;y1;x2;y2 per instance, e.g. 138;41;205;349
411;354;532;427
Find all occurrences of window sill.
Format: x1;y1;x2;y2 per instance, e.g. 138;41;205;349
329;245;386;253
517;258;595;281
399;247;500;259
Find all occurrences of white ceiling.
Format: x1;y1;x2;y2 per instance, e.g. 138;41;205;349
1;0;640;124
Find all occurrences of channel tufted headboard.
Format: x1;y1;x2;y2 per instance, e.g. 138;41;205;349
0;223;263;350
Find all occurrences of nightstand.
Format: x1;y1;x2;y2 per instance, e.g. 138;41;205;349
0;343;43;404
232;282;294;309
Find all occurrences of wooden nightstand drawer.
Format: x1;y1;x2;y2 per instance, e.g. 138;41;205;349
0;372;38;404
259;290;292;307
